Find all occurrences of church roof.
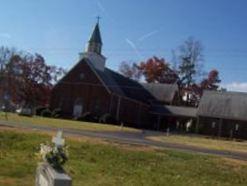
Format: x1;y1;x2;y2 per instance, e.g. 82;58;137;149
94;66;155;104
198;90;247;121
151;104;197;118
141;83;179;103
89;23;102;44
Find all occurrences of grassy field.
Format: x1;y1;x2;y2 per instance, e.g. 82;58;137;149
0;129;247;186
1;112;247;155
148;134;247;153
0;112;138;132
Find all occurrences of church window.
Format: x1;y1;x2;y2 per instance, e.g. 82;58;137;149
79;73;85;80
212;122;216;128
235;124;239;131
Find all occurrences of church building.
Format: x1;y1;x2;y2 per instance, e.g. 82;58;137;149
50;22;157;128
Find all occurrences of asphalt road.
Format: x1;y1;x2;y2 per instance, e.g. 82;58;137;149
1;119;247;161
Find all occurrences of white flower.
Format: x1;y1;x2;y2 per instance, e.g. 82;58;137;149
40;143;52;160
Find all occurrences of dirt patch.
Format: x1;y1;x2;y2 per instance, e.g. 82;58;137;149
0;178;16;185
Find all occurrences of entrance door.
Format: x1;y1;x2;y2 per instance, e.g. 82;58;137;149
73;98;83;118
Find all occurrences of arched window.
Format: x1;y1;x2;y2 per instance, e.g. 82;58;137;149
212;122;216;128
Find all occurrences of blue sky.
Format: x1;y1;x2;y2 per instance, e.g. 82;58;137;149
0;0;247;91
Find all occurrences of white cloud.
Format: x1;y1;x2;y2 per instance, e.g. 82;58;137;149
223;82;247;92
0;33;11;39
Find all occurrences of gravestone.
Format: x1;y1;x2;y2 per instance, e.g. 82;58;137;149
36;130;72;186
36;163;71;186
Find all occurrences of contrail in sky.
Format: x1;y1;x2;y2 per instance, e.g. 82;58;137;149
97;0;106;13
138;30;159;42
96;0;116;24
125;38;143;59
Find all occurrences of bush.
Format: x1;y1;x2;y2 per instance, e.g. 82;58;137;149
52;108;62;118
99;113;117;124
35;106;48;116
77;112;97;122
41;109;52;118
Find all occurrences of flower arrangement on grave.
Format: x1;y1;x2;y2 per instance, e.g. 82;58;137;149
39;131;68;171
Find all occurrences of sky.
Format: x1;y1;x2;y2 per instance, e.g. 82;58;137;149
0;0;247;91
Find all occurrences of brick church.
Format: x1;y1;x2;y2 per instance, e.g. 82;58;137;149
50;21;247;139
50;22;160;128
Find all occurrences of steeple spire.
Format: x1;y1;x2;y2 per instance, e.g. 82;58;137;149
86;18;103;54
81;19;106;71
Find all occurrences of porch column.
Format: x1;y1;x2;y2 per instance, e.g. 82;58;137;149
196;116;200;133
116;96;121;121
218;118;223;137
157;115;161;131
108;93;113;114
137;103;142;128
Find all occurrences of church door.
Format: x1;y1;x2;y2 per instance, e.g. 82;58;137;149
73;98;83;118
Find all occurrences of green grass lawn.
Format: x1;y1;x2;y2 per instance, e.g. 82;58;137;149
0;112;138;132
2;112;247;155
0;130;247;186
147;134;247;154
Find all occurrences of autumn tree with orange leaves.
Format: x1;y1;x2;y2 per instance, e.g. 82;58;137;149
119;56;179;84
0;46;66;110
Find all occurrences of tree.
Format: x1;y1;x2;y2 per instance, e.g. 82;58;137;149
0;47;66;109
119;61;141;81
119;57;179;83
180;69;221;107
137;56;178;84
0;46;16;70
177;37;204;87
200;69;221;92
173;37;204;106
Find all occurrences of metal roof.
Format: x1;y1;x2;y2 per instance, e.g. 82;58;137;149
151;104;197;118
142;83;178;103
198;90;247;120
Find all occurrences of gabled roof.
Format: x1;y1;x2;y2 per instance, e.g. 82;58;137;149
93;65;155;104
56;58;155;104
142;83;179;103
150;104;197;118
198;90;247;121
89;23;102;44
101;68;155;104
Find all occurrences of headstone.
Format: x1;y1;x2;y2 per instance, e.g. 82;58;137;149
36;131;72;186
36;163;72;186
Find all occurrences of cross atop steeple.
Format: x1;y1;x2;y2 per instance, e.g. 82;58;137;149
96;16;101;24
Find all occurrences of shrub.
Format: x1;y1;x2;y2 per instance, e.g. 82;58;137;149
35;106;47;116
52;108;62;118
41;109;52;118
77;112;97;122
99;113;117;124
